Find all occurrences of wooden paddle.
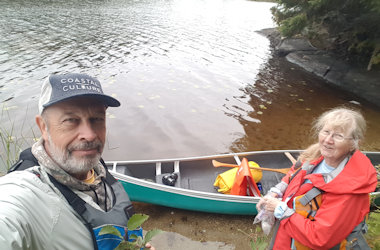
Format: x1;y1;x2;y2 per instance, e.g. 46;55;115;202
212;160;290;174
284;152;297;165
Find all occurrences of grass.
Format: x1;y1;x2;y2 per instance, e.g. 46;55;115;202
367;210;380;249
239;226;270;250
0;121;18;172
0;105;37;175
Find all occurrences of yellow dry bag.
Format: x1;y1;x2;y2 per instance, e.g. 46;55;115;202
213;161;263;194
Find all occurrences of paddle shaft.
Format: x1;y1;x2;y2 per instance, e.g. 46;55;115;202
284;152;297;164
212;160;290;174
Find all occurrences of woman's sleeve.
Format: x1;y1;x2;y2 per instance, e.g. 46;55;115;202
269;162;300;197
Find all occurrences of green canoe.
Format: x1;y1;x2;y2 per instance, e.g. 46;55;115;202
106;150;380;215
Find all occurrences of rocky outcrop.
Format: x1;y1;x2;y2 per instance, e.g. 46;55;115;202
257;28;380;108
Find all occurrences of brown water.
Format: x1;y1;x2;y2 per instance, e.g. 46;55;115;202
1;0;379;249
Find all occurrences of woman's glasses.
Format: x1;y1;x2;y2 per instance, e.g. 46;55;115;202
319;130;353;142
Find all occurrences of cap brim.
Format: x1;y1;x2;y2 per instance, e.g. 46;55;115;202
42;93;121;109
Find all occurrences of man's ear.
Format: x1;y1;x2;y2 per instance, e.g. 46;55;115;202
36;115;49;141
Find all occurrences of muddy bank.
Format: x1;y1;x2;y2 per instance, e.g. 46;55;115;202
134;202;257;250
257;28;380;108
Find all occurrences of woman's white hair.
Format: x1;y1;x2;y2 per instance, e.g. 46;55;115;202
299;107;366;162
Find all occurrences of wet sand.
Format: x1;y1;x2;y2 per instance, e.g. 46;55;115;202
134;202;260;250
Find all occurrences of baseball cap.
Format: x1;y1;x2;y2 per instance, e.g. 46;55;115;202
38;73;120;114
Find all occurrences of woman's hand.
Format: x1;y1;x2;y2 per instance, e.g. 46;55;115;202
257;197;265;212
262;196;281;212
257;192;278;212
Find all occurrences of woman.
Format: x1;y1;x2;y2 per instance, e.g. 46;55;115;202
259;107;377;249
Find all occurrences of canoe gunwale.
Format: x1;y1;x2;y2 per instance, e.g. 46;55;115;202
106;149;303;166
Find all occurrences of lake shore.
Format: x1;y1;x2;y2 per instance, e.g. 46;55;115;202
257;28;380;109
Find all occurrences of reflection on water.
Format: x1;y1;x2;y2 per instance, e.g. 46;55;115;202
229;55;380;153
1;0;380;249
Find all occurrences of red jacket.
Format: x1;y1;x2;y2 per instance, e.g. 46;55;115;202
273;150;377;249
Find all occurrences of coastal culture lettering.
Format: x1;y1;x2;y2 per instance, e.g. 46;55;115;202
61;77;102;93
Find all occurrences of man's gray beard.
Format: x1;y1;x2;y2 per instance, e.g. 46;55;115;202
47;135;103;176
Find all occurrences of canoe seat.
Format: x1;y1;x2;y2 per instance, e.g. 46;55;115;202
156;172;181;188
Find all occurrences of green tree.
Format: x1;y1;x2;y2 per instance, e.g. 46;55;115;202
271;0;380;70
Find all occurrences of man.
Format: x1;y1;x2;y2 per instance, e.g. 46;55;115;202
0;73;154;249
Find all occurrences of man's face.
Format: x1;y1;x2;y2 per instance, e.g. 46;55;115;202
37;97;107;176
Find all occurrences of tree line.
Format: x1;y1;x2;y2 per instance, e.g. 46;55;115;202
270;0;380;71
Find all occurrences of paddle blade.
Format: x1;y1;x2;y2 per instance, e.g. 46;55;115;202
212;160;238;168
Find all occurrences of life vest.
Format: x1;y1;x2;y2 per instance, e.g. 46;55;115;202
291;184;370;249
230;158;261;196
10;148;142;250
213;160;262;195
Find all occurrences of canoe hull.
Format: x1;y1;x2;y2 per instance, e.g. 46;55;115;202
114;172;258;215
107;150;380;215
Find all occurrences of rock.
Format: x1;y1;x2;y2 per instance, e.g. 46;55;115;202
276;38;317;56
285;51;334;77
257;28;380;108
